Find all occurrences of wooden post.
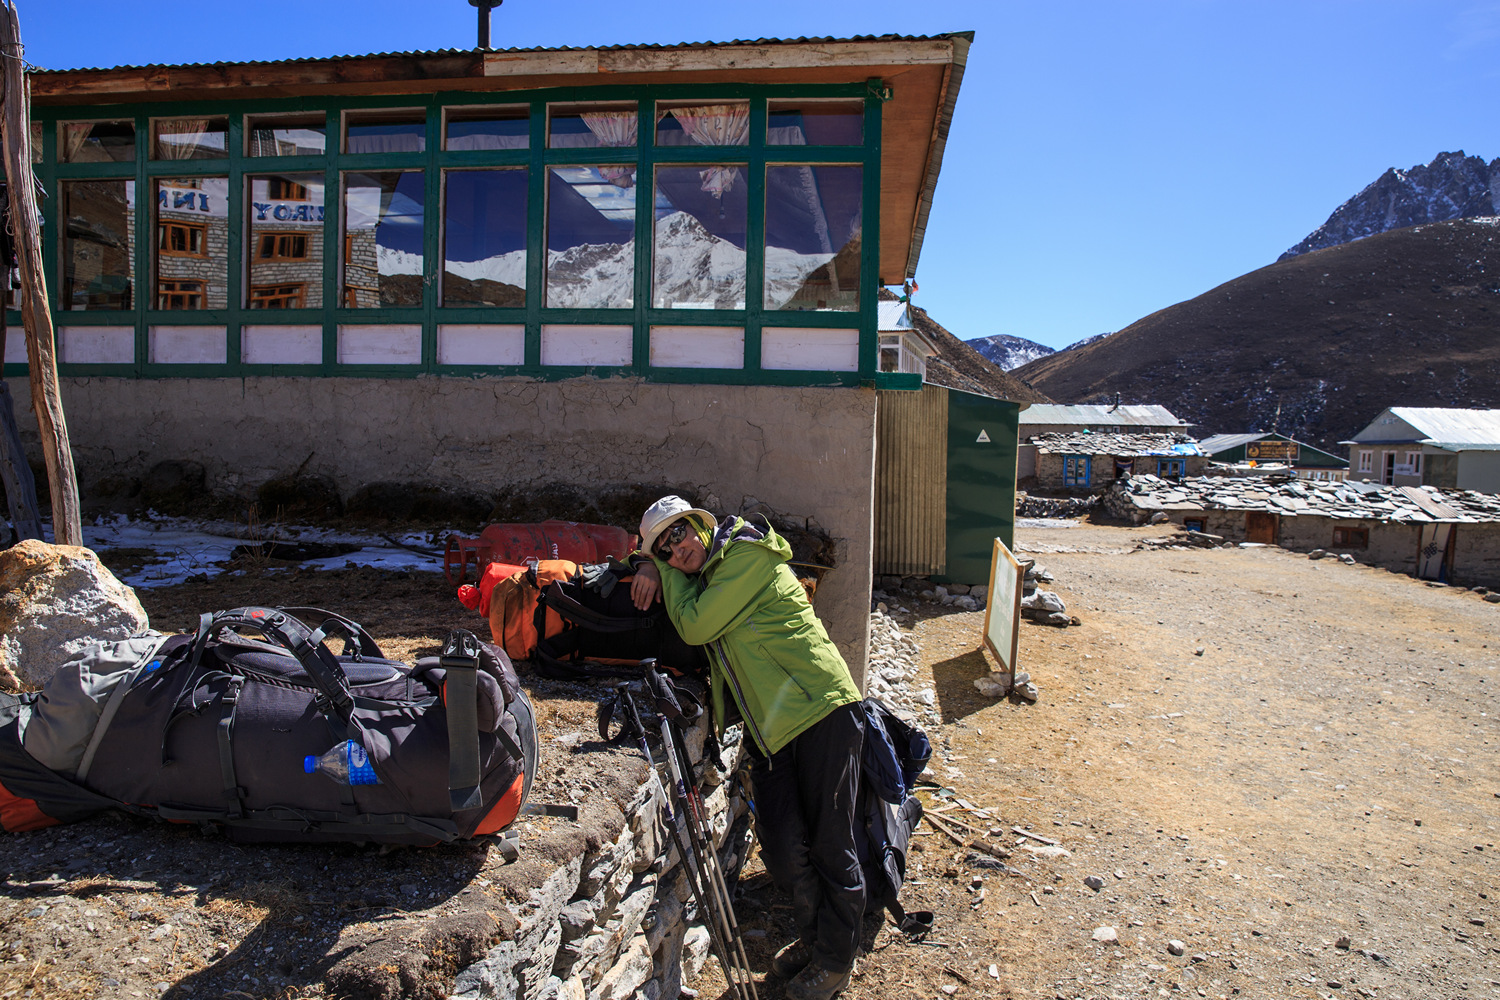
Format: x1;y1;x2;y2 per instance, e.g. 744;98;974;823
0;0;81;545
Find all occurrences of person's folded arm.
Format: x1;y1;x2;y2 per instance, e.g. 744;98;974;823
658;547;767;645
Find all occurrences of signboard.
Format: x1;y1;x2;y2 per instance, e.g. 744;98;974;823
980;536;1025;693
1246;440;1299;462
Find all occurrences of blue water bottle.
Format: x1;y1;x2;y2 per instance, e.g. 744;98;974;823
304;740;381;785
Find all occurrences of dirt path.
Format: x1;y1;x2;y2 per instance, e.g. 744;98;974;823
836;521;1499;1000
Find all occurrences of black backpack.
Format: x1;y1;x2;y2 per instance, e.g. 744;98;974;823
532;562;708;681
1;608;536;845
857;698;934;937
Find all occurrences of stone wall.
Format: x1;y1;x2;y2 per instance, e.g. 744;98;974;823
452;718;747;1000
9;376;876;685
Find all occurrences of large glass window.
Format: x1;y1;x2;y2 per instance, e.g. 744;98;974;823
59;121;135;163
546;166;636;309
655;102;749;147
153;118;229;160
443;169;527;307
764;164;862;312
653;164;747;310
548;103;637;149
247;114;327;157
767;100;864;145
155;177;228;309
61;180;135;310
343;171;425;308
446;107;529;151
345;110;426;154
247;173;325;309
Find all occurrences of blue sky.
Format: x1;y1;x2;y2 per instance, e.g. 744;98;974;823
22;0;1500;348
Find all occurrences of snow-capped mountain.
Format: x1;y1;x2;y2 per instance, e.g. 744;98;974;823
963;333;1055;370
1058;331;1114;352
1280;150;1500;259
375;212;838;309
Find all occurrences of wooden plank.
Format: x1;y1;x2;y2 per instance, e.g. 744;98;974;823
2;1;81;545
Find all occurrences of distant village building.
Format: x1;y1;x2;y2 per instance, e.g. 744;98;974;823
1106;474;1500;587
1197;432;1348;482
1344;408;1500;493
1015;404;1199;490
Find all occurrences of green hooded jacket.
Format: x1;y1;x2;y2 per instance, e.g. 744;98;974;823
653;514;860;756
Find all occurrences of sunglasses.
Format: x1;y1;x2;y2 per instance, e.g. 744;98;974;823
653;521;691;559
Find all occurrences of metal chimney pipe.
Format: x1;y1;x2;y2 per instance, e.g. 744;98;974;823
468;0;503;50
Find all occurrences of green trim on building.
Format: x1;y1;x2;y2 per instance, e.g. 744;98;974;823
7;83;898;387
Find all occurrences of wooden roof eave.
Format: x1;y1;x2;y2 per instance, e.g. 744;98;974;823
28;35;970;284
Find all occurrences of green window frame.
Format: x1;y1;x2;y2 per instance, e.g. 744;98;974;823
12;82;895;386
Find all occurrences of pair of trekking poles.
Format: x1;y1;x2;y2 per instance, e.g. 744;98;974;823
605;664;761;1000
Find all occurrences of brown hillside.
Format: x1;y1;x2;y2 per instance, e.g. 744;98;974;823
1013;218;1500;451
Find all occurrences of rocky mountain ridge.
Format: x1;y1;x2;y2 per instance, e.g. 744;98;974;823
963;333;1055;370
1282;150;1499;259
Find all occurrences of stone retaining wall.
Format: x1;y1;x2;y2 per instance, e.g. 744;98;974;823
452;719;748;1000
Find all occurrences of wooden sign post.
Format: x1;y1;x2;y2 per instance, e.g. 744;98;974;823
0;0;81;545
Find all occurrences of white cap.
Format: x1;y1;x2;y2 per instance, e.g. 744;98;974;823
639;495;716;554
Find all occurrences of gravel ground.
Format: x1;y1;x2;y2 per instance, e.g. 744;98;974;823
3;521;1498;1000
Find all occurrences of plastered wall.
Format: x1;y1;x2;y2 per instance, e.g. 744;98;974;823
12;376;876;685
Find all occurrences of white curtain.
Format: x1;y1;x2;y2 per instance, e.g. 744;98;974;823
582;111;637;188
156;119;213;160
670;104;750;197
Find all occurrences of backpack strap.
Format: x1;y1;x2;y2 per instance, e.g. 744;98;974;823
538;581;662;634
216;676;248;819
276;607;385;660
209;607;357;726
440;629;485;813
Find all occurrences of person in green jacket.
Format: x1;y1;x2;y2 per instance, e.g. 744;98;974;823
631;495;865;1000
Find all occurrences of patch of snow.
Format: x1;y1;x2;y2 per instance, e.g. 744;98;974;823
82;514;442;589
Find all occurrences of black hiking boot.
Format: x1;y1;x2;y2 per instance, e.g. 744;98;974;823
771;939;814;979
784;961;852;1000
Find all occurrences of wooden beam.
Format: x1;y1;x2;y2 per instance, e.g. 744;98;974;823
1;0;80;546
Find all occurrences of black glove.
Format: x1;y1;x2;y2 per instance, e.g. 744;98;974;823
644;666;703;723
578;561;620;598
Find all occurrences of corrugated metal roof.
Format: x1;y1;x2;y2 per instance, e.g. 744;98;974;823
1031;432;1203;457
877;301;912;332
1019;404;1189;428
1390;407;1500;450
1198;433;1268;454
28;33;973;76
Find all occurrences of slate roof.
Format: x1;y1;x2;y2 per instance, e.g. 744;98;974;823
1019;404;1189;428
1115;474;1500;524
1031;432;1203;457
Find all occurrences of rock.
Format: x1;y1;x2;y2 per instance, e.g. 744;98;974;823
1486;593;1500;604
587;935;653;1000
973;676;1007;698
1339;554;1357;565
1308;549;1327;560
971;585;989;601
1150;511;1170;524
1083;875;1105;891
1470;585;1487;594
1020;844;1071;859
1021;590;1066;613
1335;936;1351;950
1092;926;1118;943
0;540;150;691
1167;939;1186;956
1046;612;1071;626
947;583;971;596
1016;682;1039;703
1194;647;1205;656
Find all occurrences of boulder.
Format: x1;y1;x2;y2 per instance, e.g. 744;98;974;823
0;540;150;691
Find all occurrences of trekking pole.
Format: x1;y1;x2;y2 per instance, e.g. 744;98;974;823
656;707;761;1000
613;684;755;1000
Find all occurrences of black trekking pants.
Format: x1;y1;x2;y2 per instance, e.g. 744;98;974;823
749;700;866;971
